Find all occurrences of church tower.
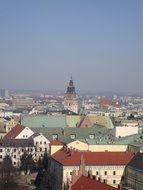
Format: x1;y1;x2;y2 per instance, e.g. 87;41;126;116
64;77;79;114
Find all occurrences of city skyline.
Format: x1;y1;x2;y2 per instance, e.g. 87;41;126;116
0;0;143;93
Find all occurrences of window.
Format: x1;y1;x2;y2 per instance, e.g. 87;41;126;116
113;171;116;175
36;142;38;145
40;142;42;145
0;155;2;159
23;135;25;138
45;148;47;152
0;149;2;153
113;180;116;184
93;175;96;179
89;134;95;139
40;148;42;151
13;162;16;165
22;149;24;152
70;134;76;139
52;134;58;140
96;171;99;175
44;141;46;144
31;149;33;152
121;176;124;181
7;149;10;152
104;171;107;175
14;149;16;152
103;179;106;184
14;155;16;159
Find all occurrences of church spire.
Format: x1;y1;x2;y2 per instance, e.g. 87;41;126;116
66;76;76;94
64;76;79;114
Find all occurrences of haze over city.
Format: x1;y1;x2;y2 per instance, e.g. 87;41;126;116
0;0;143;93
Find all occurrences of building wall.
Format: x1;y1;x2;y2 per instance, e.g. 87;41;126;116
67;140;128;152
49;160;63;190
115;126;138;138
64;94;79;114
62;165;125;188
50;145;63;155
67;140;89;151
121;122;139;127
50;158;126;190
6;119;18;133
16;127;34;139
12;98;35;107
33;134;50;160
125;166;143;190
88;145;128;152
0;146;35;167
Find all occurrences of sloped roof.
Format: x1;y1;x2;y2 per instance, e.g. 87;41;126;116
31;125;110;143
127;152;143;171
4;124;25;139
21;115;67;128
50;139;63;146
0;138;34;147
66;115;81;127
71;175;118;190
79;115;114;129
52;150;134;166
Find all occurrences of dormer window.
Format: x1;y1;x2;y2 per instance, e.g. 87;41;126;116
70;134;76;139
89;134;95;139
52;134;58;140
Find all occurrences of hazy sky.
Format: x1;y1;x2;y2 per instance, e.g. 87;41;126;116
0;0;143;93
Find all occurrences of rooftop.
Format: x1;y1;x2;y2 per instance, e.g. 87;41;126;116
0;138;34;147
52;149;134;166
21;115;67;128
127;152;143;171
71;175;118;190
50;139;63;146
4;124;25;139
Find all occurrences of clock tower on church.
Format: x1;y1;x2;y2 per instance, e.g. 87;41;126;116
64;77;79;114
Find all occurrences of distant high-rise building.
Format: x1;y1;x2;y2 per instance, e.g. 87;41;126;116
64;77;79;114
0;89;9;99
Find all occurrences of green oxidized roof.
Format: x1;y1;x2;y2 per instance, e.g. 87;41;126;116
31;125;114;143
66;115;81;127
21;115;67;128
31;124;143;146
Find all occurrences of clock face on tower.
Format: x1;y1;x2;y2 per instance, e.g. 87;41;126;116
64;77;79;114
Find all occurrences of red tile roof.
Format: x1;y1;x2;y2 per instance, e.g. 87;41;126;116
50;139;63;146
99;99;112;106
52;149;134;166
71;175;118;190
4;124;25;140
